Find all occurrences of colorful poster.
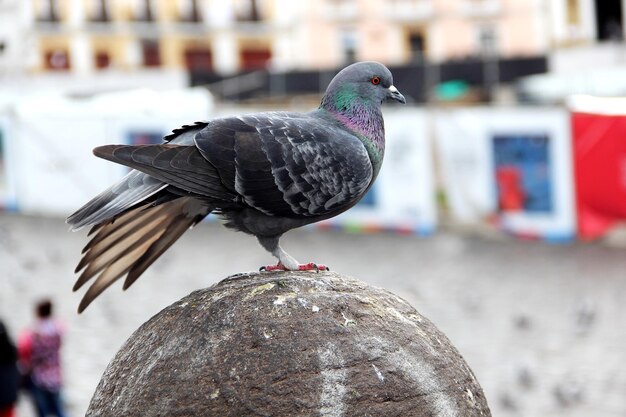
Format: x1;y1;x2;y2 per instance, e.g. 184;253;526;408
492;133;552;214
436;107;575;241
127;131;164;146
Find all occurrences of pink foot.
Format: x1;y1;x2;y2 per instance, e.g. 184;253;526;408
259;262;329;272
298;262;329;272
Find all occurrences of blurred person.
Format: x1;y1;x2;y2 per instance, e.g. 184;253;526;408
0;320;19;417
19;300;68;417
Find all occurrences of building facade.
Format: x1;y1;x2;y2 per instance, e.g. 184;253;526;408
5;0;623;100
26;0;300;75
549;0;626;46
0;0;550;78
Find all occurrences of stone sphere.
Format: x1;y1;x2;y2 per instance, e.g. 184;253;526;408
87;271;491;417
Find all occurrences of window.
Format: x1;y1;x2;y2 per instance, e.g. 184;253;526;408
408;31;425;62
595;0;623;41
134;0;154;22
341;29;358;64
36;0;60;22
44;49;70;70
566;0;580;25
178;0;202;22
141;40;161;67
95;51;111;69
89;0;110;22
478;25;497;56
235;0;262;22
184;48;213;71
240;48;271;70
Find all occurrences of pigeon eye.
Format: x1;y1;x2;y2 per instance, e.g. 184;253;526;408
371;76;381;85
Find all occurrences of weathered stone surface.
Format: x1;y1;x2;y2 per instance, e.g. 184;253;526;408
87;271;491;417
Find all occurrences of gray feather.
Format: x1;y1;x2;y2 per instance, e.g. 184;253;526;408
66;171;166;231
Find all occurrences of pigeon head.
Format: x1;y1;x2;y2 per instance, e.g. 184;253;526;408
321;61;406;111
319;61;404;171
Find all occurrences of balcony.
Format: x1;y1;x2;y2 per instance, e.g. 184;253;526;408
385;0;434;22
177;0;203;24
322;0;360;21
459;0;501;18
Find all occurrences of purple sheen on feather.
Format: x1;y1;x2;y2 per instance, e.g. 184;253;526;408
320;90;386;166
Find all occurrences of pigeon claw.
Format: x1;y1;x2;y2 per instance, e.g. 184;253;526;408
260;262;287;272
298;263;329;272
259;262;330;272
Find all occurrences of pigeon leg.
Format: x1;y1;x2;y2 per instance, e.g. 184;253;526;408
260;262;329;272
257;236;328;272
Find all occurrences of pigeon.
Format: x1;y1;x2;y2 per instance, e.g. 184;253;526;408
67;61;406;312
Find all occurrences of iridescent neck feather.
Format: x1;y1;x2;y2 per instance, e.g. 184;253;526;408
320;87;385;166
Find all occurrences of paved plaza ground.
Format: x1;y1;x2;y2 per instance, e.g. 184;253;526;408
1;213;625;416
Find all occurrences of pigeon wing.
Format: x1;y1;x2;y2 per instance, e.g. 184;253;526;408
196;113;374;218
91;144;237;203
86;112;373;219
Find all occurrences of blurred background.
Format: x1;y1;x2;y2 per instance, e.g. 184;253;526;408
1;0;626;416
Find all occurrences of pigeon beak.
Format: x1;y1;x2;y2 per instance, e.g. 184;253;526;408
387;85;406;104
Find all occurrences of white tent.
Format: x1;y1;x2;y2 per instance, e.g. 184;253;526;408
4;88;213;217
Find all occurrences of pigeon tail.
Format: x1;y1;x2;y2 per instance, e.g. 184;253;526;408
74;196;211;313
67;170;166;231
